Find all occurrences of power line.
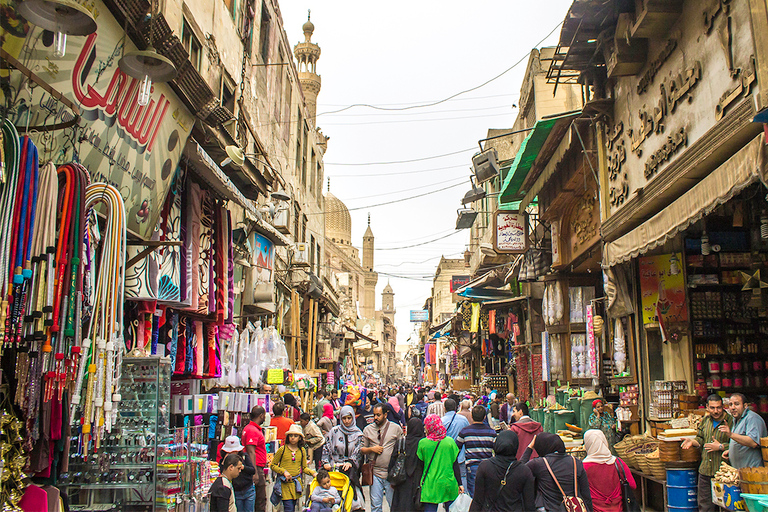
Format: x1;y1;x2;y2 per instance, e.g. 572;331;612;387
325;147;476;167
329;163;467;178
344;177;467;201
322;104;515;118
316;21;563;116
322;111;516;127
317;93;520;107
375;231;464;250
376;252;464;267
315;181;466;213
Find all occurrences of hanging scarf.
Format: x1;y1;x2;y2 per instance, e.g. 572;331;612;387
424;414;446;441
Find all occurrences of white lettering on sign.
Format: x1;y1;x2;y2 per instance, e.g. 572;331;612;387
496;212;527;253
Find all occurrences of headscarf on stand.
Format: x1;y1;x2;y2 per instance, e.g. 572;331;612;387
583;429;616;464
490;430;520;470
405;417;425;477
424;414;447;441
339;406;361;435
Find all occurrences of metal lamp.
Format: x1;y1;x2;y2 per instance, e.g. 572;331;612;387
456;208;478;230
18;0;97;58
118;47;177;107
472;148;500;184
461;176;486;205
220;145;246;167
271;188;291;202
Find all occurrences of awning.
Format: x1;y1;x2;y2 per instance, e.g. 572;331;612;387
455;266;507;294
605;133;768;266
482;295;529;307
519;123;576;212
344;325;377;344
185;141;290;246
498;111;581;208
458;288;517;301
429;315;455;334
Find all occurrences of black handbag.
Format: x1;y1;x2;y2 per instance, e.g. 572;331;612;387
615;460;639;512
415;439;441;504
387;437;407;485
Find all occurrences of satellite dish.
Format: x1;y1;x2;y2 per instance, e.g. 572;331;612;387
362;324;372;336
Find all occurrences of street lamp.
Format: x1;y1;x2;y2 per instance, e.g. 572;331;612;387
472;148;500;184
456;208;478;229
461;175;486;205
18;0;97;58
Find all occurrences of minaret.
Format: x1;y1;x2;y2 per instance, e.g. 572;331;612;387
382;281;395;322
294;11;322;125
362;214;377;319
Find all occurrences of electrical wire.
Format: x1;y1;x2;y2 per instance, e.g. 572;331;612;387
317;92;519;107
313;180;466;213
324;147;476;166
376;252;464;267
322;111;516;127
322;103;516;117
329;163;467;178
316;21;563;116
344;177;467;202
375;231;463;250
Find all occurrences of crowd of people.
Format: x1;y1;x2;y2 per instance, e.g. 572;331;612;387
207;385;768;512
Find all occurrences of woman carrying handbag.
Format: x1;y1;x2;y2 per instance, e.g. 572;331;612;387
582;430;637;512
417;415;464;512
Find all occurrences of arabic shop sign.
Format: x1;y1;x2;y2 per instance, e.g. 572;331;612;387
494;211;528;254
0;0;194;239
606;0;759;214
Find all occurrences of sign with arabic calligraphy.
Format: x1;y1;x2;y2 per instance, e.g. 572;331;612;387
0;0;194;240
494;211;528;254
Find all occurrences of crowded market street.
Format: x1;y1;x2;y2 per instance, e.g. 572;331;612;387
2;0;768;511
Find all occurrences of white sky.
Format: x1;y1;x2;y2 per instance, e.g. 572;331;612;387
281;2;573;344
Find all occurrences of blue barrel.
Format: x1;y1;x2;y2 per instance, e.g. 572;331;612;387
667;468;697;512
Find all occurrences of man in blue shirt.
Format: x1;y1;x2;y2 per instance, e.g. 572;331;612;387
456;405;497;497
719;393;768;469
442;398;470;489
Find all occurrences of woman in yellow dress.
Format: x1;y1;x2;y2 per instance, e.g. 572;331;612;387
271;424;317;512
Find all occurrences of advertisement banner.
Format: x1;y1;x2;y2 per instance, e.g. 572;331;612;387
450;275;470;293
494;211;528;253
1;0;194;239
639;253;688;326
410;310;429;322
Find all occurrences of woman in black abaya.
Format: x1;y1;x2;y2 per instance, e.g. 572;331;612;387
390;417;425;512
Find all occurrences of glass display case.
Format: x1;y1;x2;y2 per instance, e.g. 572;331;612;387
61;357;171;511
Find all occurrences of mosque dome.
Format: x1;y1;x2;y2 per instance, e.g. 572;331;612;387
383;282;393;294
303;18;315;36
325;193;352;246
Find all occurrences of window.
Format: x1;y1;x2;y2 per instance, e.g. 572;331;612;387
316;163;322;205
310;235;316;271
182;19;202;71
283;74;292;141
275;47;284;120
316;241;321;276
301;122;308;186
220;76;235;113
294;203;301;242
309;149;316;194
258;3;271;63
301;215;307;243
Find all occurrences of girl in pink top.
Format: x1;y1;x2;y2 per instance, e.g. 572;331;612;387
582;429;636;512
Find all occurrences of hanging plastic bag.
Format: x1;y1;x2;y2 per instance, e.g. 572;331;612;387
449;493;471;512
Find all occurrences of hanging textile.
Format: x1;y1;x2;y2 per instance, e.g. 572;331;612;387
470;303;480;332
488;310;496;334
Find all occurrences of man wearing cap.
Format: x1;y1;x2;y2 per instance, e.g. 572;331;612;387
243;406;268;512
220;435;256;512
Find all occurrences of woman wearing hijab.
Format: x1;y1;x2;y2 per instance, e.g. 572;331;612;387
317;403;335;436
524;433;592;512
470;431;534;512
583;429;635;512
388;396;405;426
417;414;464;512
322;406;365;511
390;417;426;512
283;393;302;422
588;399;618;453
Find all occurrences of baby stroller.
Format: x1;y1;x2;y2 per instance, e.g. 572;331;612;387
305;470;353;512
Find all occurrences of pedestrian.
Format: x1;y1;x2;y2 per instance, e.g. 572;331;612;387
390;417;425;512
362;403;404;512
488;399;502;430
219;435;257;512
508;402;543;460
309;469;342;512
442;398;470;489
322;405;365;511
210;453;244;512
300;413;326;469
356;403;374;432
313;389;330;420
719;393;768;469
427;392;445;417
500;393;516;424
388;396;405;426
583;429;635;512
417;414;464;512
330;389;341;411
242;406;268;512
404;385;417;419
317;403;335;437
270;424;316;512
270;402;295;442
283;393;303;422
414;392;428;418
458;399;473;423
456;405;497;497
523;433;593;512
681;394;732;512
469;430;534;512
588;399;617;452
396;386;406;413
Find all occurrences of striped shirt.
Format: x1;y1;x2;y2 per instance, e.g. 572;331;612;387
456;423;497;467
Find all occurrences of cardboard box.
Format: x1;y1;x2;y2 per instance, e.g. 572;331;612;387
711;481;746;511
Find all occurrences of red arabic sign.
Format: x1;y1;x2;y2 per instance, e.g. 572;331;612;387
450;276;470;293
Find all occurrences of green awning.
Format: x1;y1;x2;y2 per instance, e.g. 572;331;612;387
498;112;579;208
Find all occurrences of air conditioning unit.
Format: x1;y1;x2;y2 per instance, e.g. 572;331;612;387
273;206;291;234
293;243;310;267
